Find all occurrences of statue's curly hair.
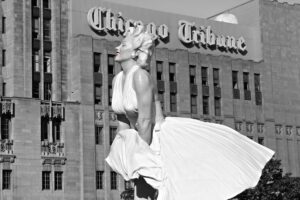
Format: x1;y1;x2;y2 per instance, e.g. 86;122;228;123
123;25;155;67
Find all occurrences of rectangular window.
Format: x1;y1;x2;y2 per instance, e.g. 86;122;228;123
94;84;102;105
169;62;176;82
189;65;196;84
107;54;115;75
203;96;209;115
54;171;63;190
2;170;11;190
33;81;40;98
96;171;104;189
232;71;238;89
158;91;164;111
108;85;112;106
254;73;261;92
109;127;117;145
44;82;52;100
43;0;50;9
95;126;103;145
43;19;51;40
41;117;49;141
214;97;221;116
201;67;208;86
156;61;163;81
258;137;264;145
32;0;39;7
3;82;6;96
42;171;50;190
94;52;101;73
170;92;177;112
2;49;6;67
243;72;249;90
191;95;197;114
1;116;10;140
52;119;61;142
2;16;6;34
32;18;39;39
111;171;117;190
33;50;40;72
213;68;220;87
44;52;51;73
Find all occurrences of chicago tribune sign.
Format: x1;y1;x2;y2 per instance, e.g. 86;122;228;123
87;7;247;54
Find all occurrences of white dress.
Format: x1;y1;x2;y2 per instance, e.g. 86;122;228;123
105;65;275;200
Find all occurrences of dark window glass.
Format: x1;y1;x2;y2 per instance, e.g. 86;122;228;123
254;73;261;92
96;171;104;189
189;65;196;84
156;61;163;81
33;50;40;72
41;117;49;141
2;49;6;67
169;63;176;82
232;71;238;89
109;127;117;145
32;18;39;39
191;95;197;114
54;171;63;190
2;170;11;190
203;96;209;115
44;52;51;73
43;20;51;40
2;16;6;34
43;0;50;9
95;126;103;145
2;82;6;96
52;119;61;142
44;82;51;100
201;67;208;86
213;68;220;87
170;92;177;112
108;54;115;75
33;81;40;98
108;85;112;106
214;97;221;116
243;72;249;90
32;0;39;7
158;91;164;111
94;53;101;73
94;84;102;105
258;137;264;145
1;115;10;140
42;171;50;190
111;171;117;190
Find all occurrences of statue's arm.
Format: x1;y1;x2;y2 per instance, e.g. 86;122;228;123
112;76;130;132
133;69;154;145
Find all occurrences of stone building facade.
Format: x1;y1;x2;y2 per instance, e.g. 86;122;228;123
0;0;299;200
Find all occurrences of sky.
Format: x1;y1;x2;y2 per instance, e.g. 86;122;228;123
104;0;300;18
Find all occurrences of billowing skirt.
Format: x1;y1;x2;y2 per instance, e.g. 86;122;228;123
106;117;275;200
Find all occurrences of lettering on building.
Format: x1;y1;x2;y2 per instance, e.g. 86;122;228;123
178;20;247;54
87;7;169;41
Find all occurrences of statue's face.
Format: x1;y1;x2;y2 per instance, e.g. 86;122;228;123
115;37;135;63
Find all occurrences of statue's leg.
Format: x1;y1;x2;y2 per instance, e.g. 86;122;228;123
134;177;157;200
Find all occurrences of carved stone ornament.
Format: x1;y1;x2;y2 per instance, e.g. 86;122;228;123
41;104;50;117
53;105;63;119
296;127;300;136
1;101;13;116
110;113;117;121
96;111;103;120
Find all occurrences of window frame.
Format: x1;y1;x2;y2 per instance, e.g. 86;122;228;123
42;171;51;190
54;171;63;190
